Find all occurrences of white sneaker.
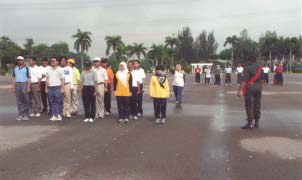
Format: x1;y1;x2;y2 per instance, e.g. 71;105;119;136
16;116;23;121
137;113;142;117
155;119;160;124
129;115;134;119
89;118;94;123
35;113;41;117
57;115;62;121
49;115;57;121
84;118;89;122
161;118;166;124
124;119;129;123
22;116;29;121
118;119;124;123
133;116;138;120
65;114;71;118
29;113;35;117
105;112;111;116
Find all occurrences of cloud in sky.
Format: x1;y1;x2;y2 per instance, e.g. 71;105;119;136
0;0;301;57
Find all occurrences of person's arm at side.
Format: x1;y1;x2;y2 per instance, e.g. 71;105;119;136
149;76;154;97
26;77;31;94
113;75;117;92
37;69;42;91
165;79;170;98
70;68;74;90
60;69;65;93
103;70;108;92
12;69;16;94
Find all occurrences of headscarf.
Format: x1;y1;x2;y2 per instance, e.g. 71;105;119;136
117;62;128;87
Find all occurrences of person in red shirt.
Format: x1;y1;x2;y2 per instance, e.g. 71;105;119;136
195;65;202;83
275;63;284;86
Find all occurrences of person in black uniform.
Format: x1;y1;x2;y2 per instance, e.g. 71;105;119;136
237;56;264;129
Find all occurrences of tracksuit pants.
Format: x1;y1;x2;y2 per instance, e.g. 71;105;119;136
82;86;96;119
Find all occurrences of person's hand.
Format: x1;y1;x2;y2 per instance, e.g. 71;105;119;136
61;88;64;94
104;87;108;92
93;92;97;96
45;88;48;94
26;88;30;94
137;90;141;94
237;90;243;97
36;85;41;92
12;88;16;94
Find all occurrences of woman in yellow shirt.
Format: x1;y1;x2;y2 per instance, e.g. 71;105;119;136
113;62;132;123
150;65;169;124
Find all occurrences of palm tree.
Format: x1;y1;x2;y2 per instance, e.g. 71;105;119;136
24;38;35;56
285;37;300;72
72;29;92;70
148;44;169;67
224;35;239;67
105;35;124;62
165;35;179;68
132;43;147;60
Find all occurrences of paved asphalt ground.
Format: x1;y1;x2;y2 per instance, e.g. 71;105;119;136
0;74;301;180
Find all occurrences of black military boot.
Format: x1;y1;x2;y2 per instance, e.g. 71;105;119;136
254;120;259;128
241;121;253;129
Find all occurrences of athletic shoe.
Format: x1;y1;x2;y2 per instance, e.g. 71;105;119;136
22;116;29;121
35;113;41;117
133;116;138;120
124;119;129;123
65;114;71;118
84;118;89;122
129;115;134;119
29;113;35;117
176;101;179;104
57;115;62;121
118;119;124;123
89;118;94;123
155;119;160;124
161;118;166;124
49;115;57;121
137;113;142;117
16;116;23;121
105;112;111;116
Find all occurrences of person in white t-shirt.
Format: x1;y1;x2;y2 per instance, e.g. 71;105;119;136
46;57;65;121
60;56;74;118
28;57;42;117
236;63;244;85
127;60;141;119
225;64;232;86
172;64;185;104
133;60;145;117
40;57;50;113
204;66;211;86
263;64;270;85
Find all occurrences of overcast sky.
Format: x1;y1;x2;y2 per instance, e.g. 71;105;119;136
0;0;301;57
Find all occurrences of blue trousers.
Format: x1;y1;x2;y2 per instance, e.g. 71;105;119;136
48;86;63;116
173;85;184;103
15;82;30;116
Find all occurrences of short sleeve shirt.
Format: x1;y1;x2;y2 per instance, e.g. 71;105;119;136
30;65;42;83
80;70;95;86
13;65;30;83
47;66;65;87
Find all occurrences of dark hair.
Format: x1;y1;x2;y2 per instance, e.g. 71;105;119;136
28;56;36;61
51;57;58;61
59;56;68;61
134;60;140;64
156;65;164;71
127;60;134;64
101;58;108;63
247;55;256;63
41;57;48;62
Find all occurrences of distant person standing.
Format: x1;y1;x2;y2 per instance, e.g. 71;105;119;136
114;62;132;123
214;65;222;85
79;60;96;123
275;63;284;86
67;58;80;116
237;56;264;129
225;64;232;86
172;64;185;104
60;56;74;118
93;57;108;119
236;64;244;85
28;56;42;117
195;65;202;84
262;64;270;85
128;60;141;120
133;60;145;117
204;66;211;86
12;56;31;121
101;58;114;116
46;57;65;121
150;65;170;124
40;57;50;114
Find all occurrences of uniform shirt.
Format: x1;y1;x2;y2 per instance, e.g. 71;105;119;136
80;70;95;86
106;67;114;84
72;67;81;85
205;68;211;78
263;67;270;74
150;75;170;98
12;65;31;83
172;71;185;87
113;72;132;97
215;68;221;75
225;67;232;74
62;66;74;88
243;63;264;83
93;67;108;84
40;66;50;82
133;68;145;85
130;70;143;87
47;66;65;87
236;67;244;74
29;65;42;83
195;67;201;74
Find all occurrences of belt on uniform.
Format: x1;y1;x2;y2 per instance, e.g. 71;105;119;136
97;82;104;85
31;82;38;84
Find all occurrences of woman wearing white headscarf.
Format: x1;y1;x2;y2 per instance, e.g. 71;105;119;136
113;62;132;123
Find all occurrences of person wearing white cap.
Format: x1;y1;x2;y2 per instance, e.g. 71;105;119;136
93;57;108;119
12;56;31;120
